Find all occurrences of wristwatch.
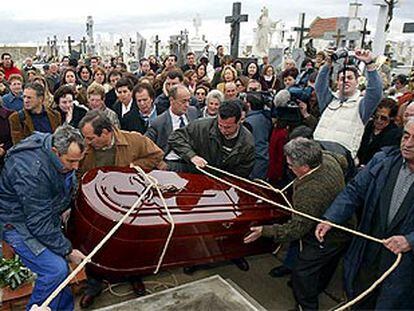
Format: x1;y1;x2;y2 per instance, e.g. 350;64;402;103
365;59;375;65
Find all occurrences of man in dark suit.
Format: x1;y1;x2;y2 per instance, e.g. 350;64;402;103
316;118;414;310
112;77;143;132
145;84;199;171
104;70;122;110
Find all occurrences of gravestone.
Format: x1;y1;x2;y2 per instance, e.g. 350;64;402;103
268;48;284;69
291;48;306;68
96;275;266;311
136;32;146;60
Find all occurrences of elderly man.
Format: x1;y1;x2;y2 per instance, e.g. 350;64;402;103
9;82;61;145
0;125;86;310
244;138;352;310
313;48;383;158
78;110;165;308
146;84;199;171
315;118;414;310
169;99;255;178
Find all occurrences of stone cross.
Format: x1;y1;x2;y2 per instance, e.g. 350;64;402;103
154;35;161;57
287;35;295;51
333;29;346;47
129;38;136;57
360;18;371;48
116;39;124;57
293;13;310;48
65;36;75;54
225;2;248;58
46;37;51;56
349;1;362;18
80;37;88;55
51;35;58;58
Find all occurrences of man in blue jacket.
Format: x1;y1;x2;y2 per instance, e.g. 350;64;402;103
0;125;86;310
315;118;414;309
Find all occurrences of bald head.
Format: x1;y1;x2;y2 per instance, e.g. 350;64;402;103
169;85;190;116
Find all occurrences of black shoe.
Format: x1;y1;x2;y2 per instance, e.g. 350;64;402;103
231;258;249;271
80;293;98;309
183;266;198;275
269;265;292;278
131;280;146;297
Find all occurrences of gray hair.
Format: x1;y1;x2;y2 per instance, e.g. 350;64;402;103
24;82;45;98
405;116;414;128
284;137;322;169
168;84;189;99
52;125;85;154
206;90;224;105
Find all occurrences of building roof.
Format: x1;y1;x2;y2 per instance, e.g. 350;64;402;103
308;17;338;39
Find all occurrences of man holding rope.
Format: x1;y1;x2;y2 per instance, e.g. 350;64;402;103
0;126;86;310
77;110;165;308
316;117;414;309
244;138;353;310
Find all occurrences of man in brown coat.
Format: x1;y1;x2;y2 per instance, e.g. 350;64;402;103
77;110;165;308
8;83;61;145
78;110;165;177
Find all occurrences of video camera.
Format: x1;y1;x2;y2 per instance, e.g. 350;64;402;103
330;47;356;63
239;91;274;110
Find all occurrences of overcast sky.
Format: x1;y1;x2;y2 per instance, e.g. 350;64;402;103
1;0;413;48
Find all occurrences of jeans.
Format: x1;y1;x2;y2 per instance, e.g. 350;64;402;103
3;229;74;311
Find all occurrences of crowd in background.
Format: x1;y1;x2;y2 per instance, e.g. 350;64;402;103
1;45;414;310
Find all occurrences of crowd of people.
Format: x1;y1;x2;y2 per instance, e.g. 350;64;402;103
0;45;414;310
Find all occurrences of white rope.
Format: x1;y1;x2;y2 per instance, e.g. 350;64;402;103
131;165;176;274
197;165;402;310
41;182;152;308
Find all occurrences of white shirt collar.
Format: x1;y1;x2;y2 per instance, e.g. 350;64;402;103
121;99;133;117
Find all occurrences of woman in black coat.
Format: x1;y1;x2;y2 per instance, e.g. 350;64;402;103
357;98;402;166
53;85;88;128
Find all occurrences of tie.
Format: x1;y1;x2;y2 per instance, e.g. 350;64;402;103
179;116;186;128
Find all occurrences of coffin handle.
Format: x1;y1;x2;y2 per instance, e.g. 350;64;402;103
222;222;234;229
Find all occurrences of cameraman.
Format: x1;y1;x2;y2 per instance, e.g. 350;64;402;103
313;48;383;159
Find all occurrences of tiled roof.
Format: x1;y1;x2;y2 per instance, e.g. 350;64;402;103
308;17;338;38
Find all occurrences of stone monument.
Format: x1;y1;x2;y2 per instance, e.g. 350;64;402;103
86;16;95;56
189;14;207;55
253;7;280;57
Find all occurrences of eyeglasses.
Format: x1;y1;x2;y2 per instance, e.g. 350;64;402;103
374;114;390;122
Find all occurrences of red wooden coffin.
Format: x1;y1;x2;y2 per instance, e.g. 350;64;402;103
67;167;289;279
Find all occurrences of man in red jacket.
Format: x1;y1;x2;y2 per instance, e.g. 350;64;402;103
0;53;22;80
